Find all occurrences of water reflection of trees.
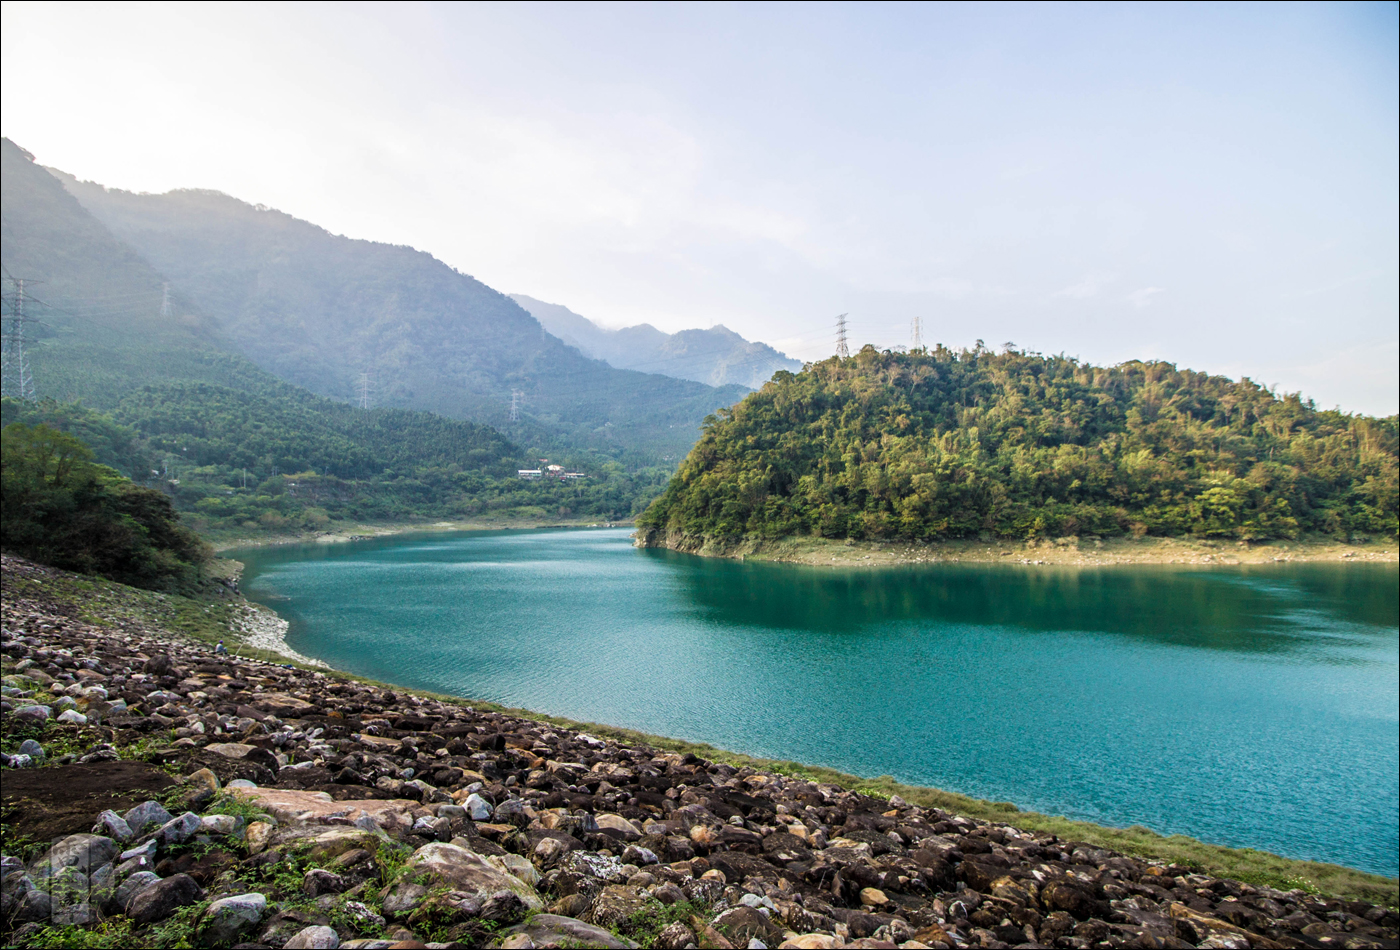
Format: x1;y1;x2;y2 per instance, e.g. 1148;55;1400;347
646;552;1396;656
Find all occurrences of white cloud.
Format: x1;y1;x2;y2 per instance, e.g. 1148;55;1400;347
1125;287;1166;308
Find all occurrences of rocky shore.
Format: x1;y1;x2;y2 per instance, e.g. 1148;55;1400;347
634;531;1397;569
3;557;1397;949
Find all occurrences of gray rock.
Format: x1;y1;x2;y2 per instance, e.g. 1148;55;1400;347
586;884;647;929
506;913;640;949
285;925;341;949
654;921;699;950
52;901;99;925
18;738;44;759
113;871;162;912
621;844;659;866
495;798;530;822
711;906;783;947
558;850;628;884
200;814;239;835
412;815;452;839
57;709;88;724
28;833;119;880
380;882;429;917
199;892;268;944
89;861;116;897
94;809;134;842
15;887;52;922
128;872;203;924
123;800;174;836
390;843;543;913
463;792;494;820
5;753;33;768
302;867;346;897
227;778;258;789
153;811;203;847
12;704;51;724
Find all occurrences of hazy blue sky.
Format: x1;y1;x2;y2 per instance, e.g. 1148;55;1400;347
3;2;1396;413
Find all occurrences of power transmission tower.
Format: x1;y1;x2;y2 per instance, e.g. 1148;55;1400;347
911;315;923;350
357;372;374;410
509;389;523;423
160;283;173;317
2;277;41;401
835;313;850;359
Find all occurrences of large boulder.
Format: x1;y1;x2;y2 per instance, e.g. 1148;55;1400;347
387;842;543;912
230;787;419;833
123;801;174;837
198;892;268;944
504;913;640;949
28;834;119;880
127;873;204;924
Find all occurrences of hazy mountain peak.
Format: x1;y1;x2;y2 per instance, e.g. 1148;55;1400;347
510;294;799;390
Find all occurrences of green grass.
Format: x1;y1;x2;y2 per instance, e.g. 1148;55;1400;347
25;919;138;950
615;898;712;946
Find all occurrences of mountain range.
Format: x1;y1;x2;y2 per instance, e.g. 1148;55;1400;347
10;141;745;461
510;294;800;390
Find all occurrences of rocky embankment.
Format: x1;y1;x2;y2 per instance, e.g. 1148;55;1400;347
3;561;1397;949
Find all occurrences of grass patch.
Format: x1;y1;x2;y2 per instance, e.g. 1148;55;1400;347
615;898;712;945
25;919;138;950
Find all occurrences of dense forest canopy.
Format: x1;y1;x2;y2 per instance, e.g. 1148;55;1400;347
1;422;209;589
638;345;1399;546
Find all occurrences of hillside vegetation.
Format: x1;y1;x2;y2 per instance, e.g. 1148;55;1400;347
0;422;208;589
638;345;1399;548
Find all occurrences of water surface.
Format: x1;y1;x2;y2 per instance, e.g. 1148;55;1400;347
237;528;1399;876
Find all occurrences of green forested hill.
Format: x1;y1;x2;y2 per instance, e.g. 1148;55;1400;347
52;166;747;458
2;422;208;590
637;345;1399;547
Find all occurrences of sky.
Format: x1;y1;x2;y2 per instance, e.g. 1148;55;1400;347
2;2;1397;415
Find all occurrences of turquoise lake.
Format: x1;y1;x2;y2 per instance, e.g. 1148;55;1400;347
236;528;1400;877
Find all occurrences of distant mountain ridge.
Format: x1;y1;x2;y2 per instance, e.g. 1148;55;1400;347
41;159;745;460
511;294;800;390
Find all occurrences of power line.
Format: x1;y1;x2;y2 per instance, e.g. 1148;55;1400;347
835;313;849;359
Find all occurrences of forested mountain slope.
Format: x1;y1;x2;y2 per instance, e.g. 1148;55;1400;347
0;138;263;405
2;138;667;532
638;345;1399;548
54;170;746;458
511;293;801;389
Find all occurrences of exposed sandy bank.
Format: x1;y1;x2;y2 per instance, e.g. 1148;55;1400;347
638;532;1398;568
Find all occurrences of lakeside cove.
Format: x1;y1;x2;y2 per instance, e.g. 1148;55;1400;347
2;554;1397;950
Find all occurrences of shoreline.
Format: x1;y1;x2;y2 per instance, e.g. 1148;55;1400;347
3;553;1396;905
210;517;634;553
636;531;1399;568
